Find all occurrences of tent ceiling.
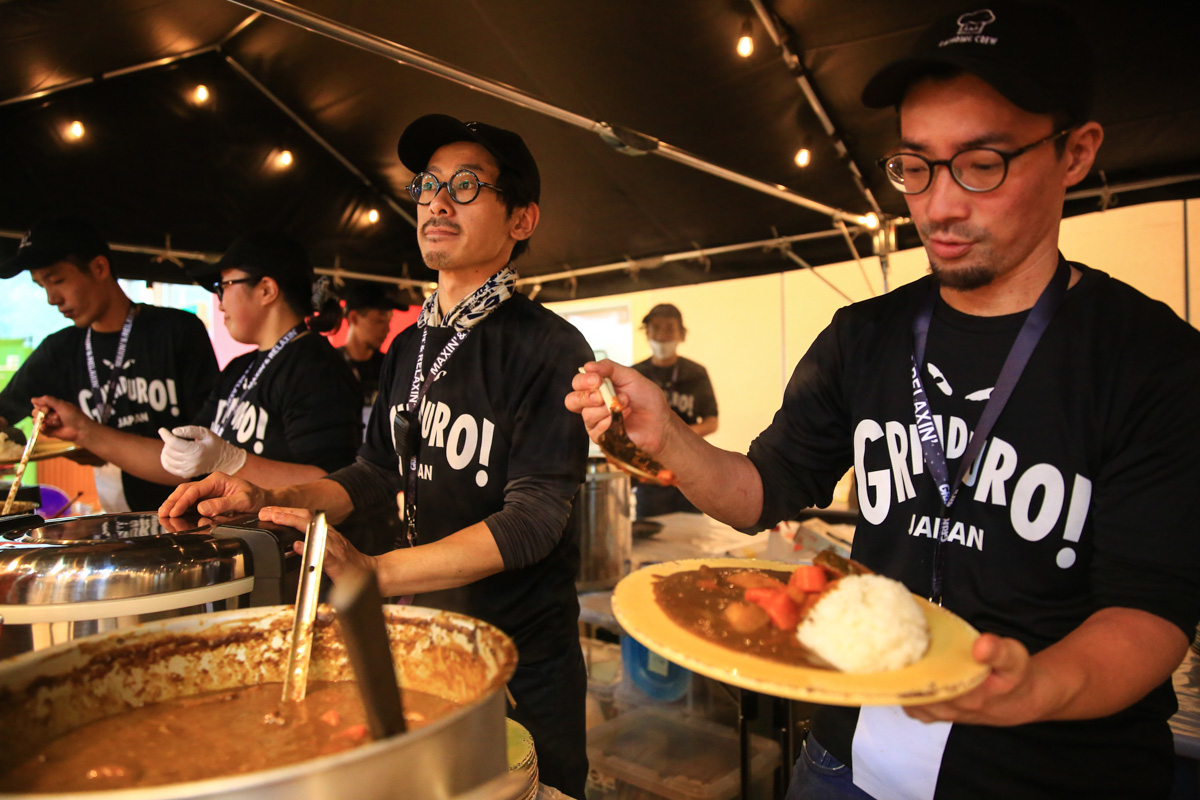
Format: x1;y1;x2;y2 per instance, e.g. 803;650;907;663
2;0;1198;302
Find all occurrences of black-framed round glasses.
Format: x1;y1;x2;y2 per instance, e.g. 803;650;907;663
876;129;1071;195
214;275;260;300
407;169;504;205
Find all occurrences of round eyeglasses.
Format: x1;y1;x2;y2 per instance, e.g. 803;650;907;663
407;169;504;205
876;129;1071;195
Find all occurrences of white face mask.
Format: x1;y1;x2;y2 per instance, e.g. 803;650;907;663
649;340;678;360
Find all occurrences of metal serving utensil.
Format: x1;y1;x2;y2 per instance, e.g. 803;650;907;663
579;369;675;486
281;510;330;704
2;410;45;517
329;566;407;739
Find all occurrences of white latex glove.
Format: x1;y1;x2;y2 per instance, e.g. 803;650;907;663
158;425;248;478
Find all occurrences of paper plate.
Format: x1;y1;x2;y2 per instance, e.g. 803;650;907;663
0;437;78;468
612;558;989;707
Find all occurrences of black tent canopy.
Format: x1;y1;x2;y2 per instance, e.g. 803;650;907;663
2;0;1198;302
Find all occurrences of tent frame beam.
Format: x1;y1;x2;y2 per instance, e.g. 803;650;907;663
222;0;867;225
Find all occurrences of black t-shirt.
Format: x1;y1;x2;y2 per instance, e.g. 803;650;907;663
196;331;362;473
0;305;218;510
746;262;1200;798
632;356;718;425
359;294;592;663
340;347;385;408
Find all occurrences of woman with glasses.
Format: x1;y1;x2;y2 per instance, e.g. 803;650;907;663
32;233;363;499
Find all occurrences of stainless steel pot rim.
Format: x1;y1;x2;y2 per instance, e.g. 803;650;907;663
0;603;519;799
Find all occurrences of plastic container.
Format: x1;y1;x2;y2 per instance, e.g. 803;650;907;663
621;634;691;702
586;707;780;800
582;636;624;703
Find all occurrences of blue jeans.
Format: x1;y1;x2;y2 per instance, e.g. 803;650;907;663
785;734;877;800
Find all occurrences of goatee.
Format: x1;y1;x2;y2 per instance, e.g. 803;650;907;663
929;261;995;290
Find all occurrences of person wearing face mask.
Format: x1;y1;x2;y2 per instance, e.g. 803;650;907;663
630;303;718;519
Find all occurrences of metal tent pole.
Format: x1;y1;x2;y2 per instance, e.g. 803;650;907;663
223;0;866;224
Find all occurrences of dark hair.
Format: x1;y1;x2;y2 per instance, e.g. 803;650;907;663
305;278;344;335
494;165;537;262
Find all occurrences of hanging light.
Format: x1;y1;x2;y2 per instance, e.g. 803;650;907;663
794;148;811;168
367;208;380;224
858;213;880;229
736;18;754;58
275;149;294;169
193;85;210;104
67;120;85;139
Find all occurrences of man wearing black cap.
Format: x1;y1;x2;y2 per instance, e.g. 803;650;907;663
631;302;718;519
0;216;218;511
160;115;594;798
31;232;363;495
338;281;408;411
569;3;1200;797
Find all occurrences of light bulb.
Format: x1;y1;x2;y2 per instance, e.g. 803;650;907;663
193;85;209;104
794;148;811;168
858;213;880;229
276;150;293;168
736;19;754;57
68;121;85;139
367;209;380;224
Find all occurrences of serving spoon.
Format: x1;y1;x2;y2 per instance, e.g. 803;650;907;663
281;510;330;705
580;369;675;486
2;410;45;517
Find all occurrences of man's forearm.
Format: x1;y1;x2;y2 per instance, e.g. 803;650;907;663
268;479;356;525
659;414;763;528
1031;607;1187;722
373;521;505;595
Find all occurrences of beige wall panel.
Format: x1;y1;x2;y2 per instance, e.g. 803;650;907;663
549;273;784;456
1058;200;1186;317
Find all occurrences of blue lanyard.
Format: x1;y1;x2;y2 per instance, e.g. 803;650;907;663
912;258;1071;603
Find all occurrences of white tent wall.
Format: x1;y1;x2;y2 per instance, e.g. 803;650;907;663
548;198;1197;458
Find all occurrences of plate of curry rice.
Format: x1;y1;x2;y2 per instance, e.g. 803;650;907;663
612;558;988;706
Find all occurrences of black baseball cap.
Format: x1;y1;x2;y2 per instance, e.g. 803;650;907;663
397;114;541;203
341;281;409;313
862;1;1095;125
0;216;112;279
642;303;684;327
188;232;313;300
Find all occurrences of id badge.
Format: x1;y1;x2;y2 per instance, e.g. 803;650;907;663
393;408;421;466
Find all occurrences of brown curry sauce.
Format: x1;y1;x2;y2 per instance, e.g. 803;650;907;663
0;681;460;793
652;566;836;669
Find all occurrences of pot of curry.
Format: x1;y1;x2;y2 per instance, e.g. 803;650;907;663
0;603;519;799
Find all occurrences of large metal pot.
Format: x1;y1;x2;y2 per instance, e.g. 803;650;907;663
0;603;519;800
571;457;632;591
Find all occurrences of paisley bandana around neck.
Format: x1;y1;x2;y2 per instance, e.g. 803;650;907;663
418;266;517;331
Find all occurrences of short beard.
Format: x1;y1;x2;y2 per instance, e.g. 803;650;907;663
921;222;996;290
928;261;996;290
422;250;450;270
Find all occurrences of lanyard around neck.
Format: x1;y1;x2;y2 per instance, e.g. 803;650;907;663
85;303;138;425
912;258;1071;603
401;326;472;538
211;324;306;436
